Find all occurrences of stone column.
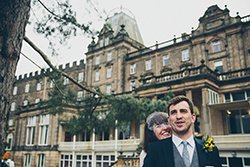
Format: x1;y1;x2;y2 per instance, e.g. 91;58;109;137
201;88;210;135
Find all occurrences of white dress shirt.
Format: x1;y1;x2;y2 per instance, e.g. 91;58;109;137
172;135;195;164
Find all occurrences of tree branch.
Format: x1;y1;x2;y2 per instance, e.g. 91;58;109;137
23;36;99;95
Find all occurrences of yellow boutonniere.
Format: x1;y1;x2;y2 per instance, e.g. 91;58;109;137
203;136;215;153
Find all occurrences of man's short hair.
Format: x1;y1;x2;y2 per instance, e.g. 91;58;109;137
167;95;194;115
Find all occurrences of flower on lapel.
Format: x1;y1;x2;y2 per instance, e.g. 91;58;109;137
203;136;215;153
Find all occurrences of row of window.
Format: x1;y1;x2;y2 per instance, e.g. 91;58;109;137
224;90;250;102
60;154;115;167
95;67;112;82
13;72;84;95
95;52;112;65
221;157;250;167
129;55;224;76
208;89;250;105
10;90;85;111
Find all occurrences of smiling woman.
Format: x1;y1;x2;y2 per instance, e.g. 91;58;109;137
140;112;172;167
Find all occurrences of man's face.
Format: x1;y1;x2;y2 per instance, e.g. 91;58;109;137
168;101;196;137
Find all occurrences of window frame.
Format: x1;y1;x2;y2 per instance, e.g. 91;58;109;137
25;83;30;93
145;59;152;71
181;49;190;62
95;70;100;82
130;63;136;74
162;55;170;66
78;72;84;82
26;116;36;145
212;40;222;53
106;66;112;78
38;114;49;145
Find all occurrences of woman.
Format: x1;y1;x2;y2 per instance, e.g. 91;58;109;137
140;112;172;167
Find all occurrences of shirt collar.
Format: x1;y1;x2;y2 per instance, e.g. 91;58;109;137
172;134;195;148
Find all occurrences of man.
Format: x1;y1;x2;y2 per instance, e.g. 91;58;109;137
143;95;222;167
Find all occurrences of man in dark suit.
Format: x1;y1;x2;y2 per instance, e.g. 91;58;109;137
143;95;222;167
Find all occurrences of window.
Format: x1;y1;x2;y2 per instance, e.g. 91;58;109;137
106;85;112;95
212;41;222;53
208;89;219;104
76;154;92;167
35;98;40;104
162;55;170;66
118;124;130;140
49;81;54;88
107;52;112;62
60;154;73;167
78;72;84;82
24;154;32;167
25;84;30;93
106;66;112;78
77;91;83;101
81;131;91;141
129;80;136;91
145;60;152;71
181;49;189;61
214;60;223;73
26;116;36;145
6;133;13;150
224;90;250;102
39;115;49;145
13;86;18;95
244;158;250;166
38;154;45;167
105;38;109;46
96;155;115;167
23;100;28;106
8;119;13;126
130;64;136;74
63;77;69;85
64;131;73;142
99;39;104;47
36;82;41;91
96;130;109;141
10;102;16;111
95;71;100;81
227;110;250;134
95;56;100;65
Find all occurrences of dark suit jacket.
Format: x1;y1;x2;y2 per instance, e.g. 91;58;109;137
143;137;222;167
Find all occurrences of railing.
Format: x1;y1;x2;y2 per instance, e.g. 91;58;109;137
241;15;250;22
140;65;250;86
126;35;191;60
58;139;141;152
216;68;250;81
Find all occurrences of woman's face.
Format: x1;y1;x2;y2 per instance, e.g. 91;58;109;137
152;123;172;140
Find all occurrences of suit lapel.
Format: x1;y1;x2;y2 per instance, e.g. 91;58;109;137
195;138;207;167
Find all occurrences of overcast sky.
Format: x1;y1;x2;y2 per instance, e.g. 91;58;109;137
16;0;250;76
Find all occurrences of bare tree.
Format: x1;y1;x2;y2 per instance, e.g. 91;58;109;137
0;0;101;162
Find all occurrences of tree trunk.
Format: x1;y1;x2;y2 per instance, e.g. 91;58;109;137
0;0;31;161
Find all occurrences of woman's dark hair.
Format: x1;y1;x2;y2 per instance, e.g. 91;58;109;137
143;123;158;153
143;112;168;153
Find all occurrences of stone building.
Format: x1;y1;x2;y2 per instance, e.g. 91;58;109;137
8;5;250;167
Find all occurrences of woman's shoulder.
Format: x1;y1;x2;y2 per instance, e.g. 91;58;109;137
150;137;172;147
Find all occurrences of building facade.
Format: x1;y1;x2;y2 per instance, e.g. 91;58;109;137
9;5;250;167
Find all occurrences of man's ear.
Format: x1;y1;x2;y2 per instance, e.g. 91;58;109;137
192;114;196;123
